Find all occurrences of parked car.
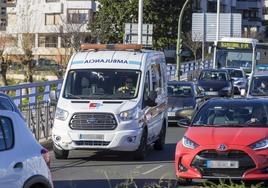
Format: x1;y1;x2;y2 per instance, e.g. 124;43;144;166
167;81;203;123
246;71;268;98
224;68;248;95
0;110;52;188
0;93;24;120
176;98;268;185
197;69;234;98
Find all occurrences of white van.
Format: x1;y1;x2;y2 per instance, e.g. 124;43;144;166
52;44;168;160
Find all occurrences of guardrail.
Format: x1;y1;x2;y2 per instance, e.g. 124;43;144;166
166;59;213;80
0;80;63;107
0;80;63;141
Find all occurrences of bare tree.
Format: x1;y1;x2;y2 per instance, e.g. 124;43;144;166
57;14;92;53
17;0;35;83
182;32;202;63
0;34;16;86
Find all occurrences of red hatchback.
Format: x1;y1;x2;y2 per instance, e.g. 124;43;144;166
175;98;268;185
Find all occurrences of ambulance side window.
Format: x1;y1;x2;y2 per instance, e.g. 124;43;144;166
142;71;150;109
151;64;161;91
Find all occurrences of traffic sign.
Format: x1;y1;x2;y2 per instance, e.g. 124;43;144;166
124;23;153;47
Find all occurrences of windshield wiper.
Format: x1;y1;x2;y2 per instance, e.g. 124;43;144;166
65;93;81;99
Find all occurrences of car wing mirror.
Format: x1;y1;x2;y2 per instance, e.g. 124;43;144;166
177;118;191;128
240;89;246;97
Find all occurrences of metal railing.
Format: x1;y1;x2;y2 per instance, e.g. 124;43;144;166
0;80;63;141
166;59;213;80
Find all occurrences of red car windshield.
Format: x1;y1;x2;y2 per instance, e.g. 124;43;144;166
192;101;268;127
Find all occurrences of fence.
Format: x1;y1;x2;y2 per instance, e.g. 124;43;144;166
166;59;213;80
0;80;63;141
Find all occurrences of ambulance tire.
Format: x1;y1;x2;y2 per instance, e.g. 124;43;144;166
133;128;148;160
154;123;166;150
53;144;69;159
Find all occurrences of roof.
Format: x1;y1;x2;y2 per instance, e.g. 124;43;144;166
0;93;10;98
207;97;268;104
201;69;229;73
222;68;244;71
219;37;258;44
168;81;194;86
253;71;268;77
69;50;164;70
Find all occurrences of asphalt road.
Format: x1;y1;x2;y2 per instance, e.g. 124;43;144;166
50;126;207;188
50;126;261;188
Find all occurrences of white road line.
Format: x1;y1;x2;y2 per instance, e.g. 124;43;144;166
141;165;164;175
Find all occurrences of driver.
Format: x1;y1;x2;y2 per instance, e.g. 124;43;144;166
257;80;268;95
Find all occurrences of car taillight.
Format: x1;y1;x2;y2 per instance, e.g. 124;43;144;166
41;148;50;168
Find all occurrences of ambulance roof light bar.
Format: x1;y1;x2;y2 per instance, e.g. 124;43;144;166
80;44;143;51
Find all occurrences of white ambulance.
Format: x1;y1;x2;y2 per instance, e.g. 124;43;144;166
52;44;168;160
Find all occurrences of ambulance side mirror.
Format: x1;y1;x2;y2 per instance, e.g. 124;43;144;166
147;91;157;107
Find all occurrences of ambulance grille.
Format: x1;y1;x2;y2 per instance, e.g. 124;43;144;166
69;113;117;130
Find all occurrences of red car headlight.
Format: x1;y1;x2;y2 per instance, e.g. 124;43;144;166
182;136;199;149
250;138;268;151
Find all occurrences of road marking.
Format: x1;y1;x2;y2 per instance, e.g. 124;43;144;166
142;165;164;175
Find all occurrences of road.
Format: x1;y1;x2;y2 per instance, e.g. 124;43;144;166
50;126;206;188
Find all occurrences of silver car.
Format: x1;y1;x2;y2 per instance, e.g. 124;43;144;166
224;68;248;95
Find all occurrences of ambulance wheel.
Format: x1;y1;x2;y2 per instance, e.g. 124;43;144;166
134;128;148;160
154;123;166;150
53;144;69;159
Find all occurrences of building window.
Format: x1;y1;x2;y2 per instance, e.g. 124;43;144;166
45;14;60;25
67;9;89;24
39;35;58;48
0;19;6;27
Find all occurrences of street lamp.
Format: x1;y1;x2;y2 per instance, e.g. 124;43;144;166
175;0;190;81
138;0;143;45
213;0;221;68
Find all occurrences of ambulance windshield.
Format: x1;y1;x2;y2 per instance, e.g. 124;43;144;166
63;69;141;99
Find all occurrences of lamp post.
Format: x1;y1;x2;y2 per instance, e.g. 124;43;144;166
213;0;220;68
138;0;143;45
175;0;190;81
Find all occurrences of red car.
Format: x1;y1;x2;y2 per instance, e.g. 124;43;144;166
175;98;268;185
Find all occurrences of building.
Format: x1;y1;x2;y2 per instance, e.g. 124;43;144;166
0;0;15;30
2;0;96;62
194;0;263;38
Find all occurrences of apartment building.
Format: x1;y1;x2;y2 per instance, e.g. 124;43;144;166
195;0;263;37
3;0;96;60
0;0;15;30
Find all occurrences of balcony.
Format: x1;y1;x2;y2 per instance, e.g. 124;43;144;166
66;1;95;10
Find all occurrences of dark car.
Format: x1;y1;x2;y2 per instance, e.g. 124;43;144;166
167;81;203;123
0;93;24;120
197;69;234;98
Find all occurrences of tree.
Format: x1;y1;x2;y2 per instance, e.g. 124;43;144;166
21;33;35;83
182;31;202;62
89;0;192;49
16;0;35;83
0;35;16;86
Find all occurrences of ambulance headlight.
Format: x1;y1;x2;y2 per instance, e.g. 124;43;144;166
119;107;139;121
55;107;69;121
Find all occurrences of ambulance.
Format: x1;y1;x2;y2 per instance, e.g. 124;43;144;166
51;44;168;160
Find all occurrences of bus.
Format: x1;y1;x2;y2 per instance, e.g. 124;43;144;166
213;37;258;76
